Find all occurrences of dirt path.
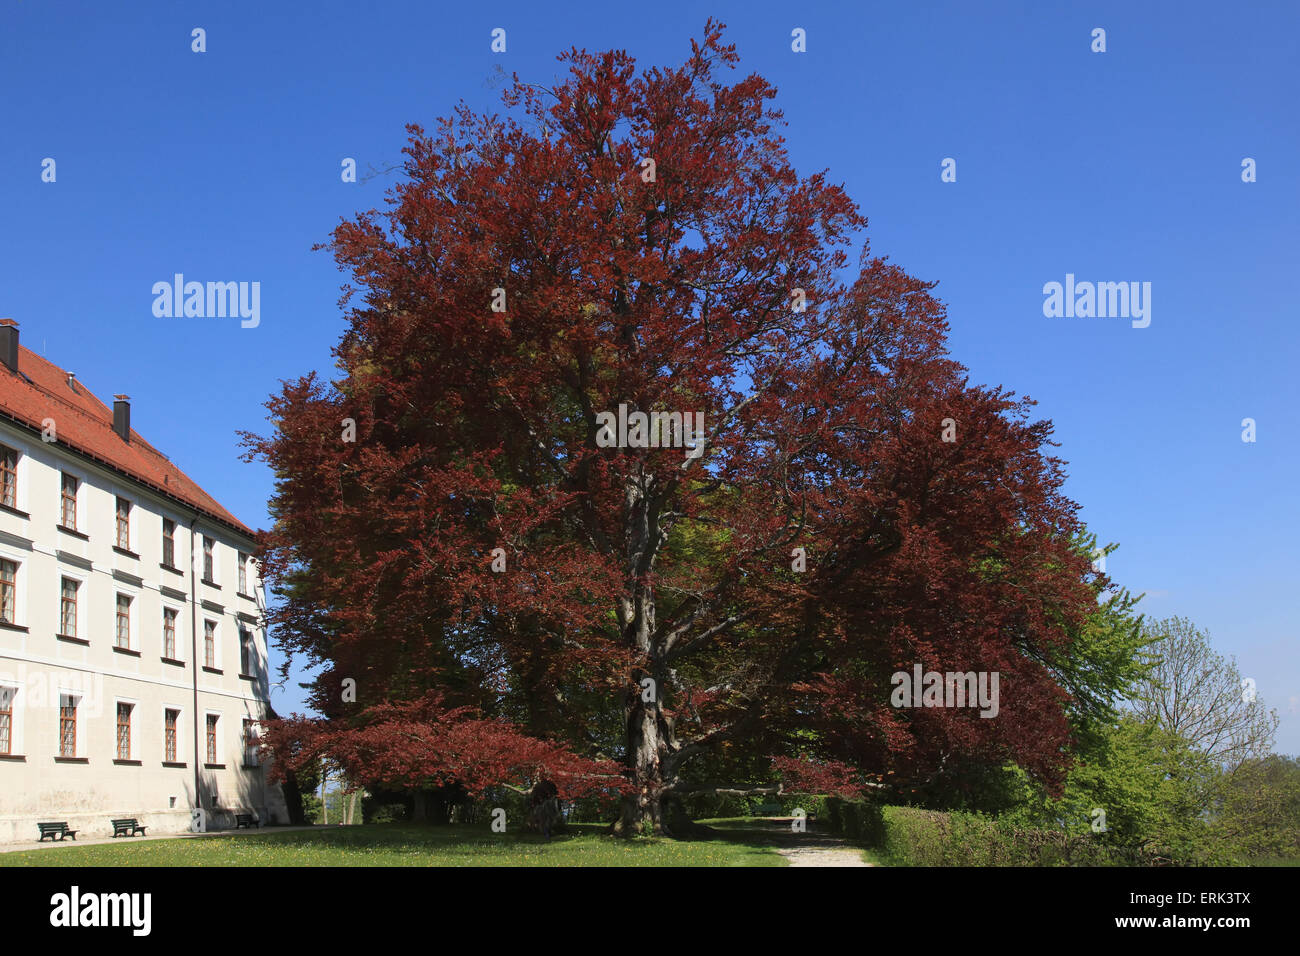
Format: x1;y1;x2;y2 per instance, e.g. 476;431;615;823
778;842;872;866
759;821;875;867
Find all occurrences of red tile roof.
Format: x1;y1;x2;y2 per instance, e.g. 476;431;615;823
0;343;254;537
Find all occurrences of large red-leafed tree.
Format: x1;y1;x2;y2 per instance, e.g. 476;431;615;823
247;22;1100;834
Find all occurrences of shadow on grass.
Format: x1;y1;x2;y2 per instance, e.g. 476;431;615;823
1;820;789;867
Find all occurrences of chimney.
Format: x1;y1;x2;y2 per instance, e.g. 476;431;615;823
0;319;17;372
113;395;131;442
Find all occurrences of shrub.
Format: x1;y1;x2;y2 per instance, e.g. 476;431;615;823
366;802;410;824
825;797;885;845
826;802;1163;865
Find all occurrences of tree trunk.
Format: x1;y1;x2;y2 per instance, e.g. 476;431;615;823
612;471;672;836
525;779;563;836
617;692;668;835
411;790;428;822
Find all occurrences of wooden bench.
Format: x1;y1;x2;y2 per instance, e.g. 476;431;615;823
111;818;147;837
37;821;78;842
753;802;783;817
234;813;258;829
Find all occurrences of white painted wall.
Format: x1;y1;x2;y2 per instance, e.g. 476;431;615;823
0;421;287;842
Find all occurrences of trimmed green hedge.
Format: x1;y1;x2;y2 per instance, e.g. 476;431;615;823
825;797;885;844
825;800;1159;866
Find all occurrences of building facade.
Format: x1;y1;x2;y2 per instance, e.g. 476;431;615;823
0;320;286;841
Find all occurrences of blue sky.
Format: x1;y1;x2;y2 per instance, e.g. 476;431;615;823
2;1;1296;753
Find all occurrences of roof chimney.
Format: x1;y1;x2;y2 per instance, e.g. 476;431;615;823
113;395;131;442
0;320;17;373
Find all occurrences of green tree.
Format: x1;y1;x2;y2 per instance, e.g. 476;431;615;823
1132;616;1278;772
1206;754;1300;862
1006;715;1219;861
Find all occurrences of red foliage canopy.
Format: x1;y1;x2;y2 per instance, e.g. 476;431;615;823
246;22;1099;831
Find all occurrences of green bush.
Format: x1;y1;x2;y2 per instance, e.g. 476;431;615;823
678;792;752;819
783;794;830;819
825;801;1160;865
366;802;410;824
825;797;885;845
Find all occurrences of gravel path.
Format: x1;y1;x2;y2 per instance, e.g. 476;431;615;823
758;820;874;867
778;843;872;866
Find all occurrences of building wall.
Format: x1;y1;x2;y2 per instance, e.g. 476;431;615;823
0;422;287;842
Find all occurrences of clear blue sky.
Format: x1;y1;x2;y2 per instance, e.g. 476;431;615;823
2;1;1296;753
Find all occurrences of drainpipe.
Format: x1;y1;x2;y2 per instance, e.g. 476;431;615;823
189;518;201;824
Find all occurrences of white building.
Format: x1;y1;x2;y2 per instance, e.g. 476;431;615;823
0;320;287;841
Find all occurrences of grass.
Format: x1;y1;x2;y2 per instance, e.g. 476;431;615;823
0;821;789;867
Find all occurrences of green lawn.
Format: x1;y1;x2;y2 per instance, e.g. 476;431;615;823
0;821;788;867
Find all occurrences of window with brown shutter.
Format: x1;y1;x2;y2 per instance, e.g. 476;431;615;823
204;620;216;668
162;518;176;568
0;446;16;509
116;702;132;760
59;696;77;757
60;474;78;530
243;719;259;767
205;714;218;765
60;577;78;637
115;497;130;549
0;687;13;756
115;594;131;649
164;709;178;762
163;608;177;659
0;559;16;624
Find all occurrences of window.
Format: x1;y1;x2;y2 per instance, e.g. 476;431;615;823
202;536;214;582
204;620;216;668
0;559;16;624
163;608;177;659
60;578;78;637
243;719;259;767
239;628;253;676
205;714;218;764
238;552;248;593
115;496;131;549
59;695;77;757
0;445;16;508
115;594;131;649
116;702;132;760
60;474;78;529
165;709;179;762
0;686;14;755
162;518;176;568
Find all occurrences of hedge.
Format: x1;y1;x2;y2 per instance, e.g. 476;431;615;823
825;800;1162;866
